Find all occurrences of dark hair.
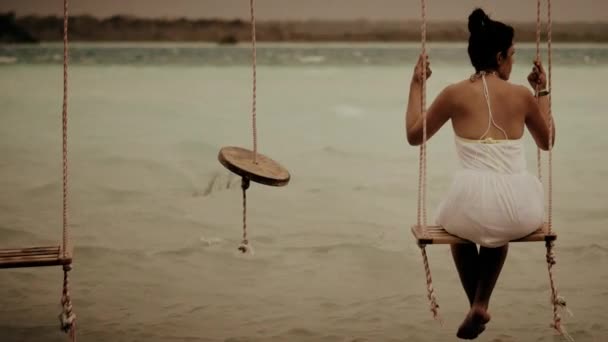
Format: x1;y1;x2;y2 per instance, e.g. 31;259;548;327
467;8;514;72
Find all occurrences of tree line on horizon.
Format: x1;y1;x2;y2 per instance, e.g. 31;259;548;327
2;12;608;43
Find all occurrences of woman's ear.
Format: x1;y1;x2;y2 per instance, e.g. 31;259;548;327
496;52;504;65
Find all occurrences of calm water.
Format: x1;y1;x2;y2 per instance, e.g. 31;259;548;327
0;43;607;342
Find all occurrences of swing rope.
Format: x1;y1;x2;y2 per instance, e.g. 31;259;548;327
416;0;441;324
62;0;70;261
238;178;251;253
238;0;259;253
250;0;258;164
538;0;572;340
536;0;543;180
59;0;76;340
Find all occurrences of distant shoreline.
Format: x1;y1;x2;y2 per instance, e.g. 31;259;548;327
2;12;608;43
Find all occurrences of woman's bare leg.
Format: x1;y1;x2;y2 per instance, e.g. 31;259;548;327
450;243;480;306
473;245;509;310
457;244;509;339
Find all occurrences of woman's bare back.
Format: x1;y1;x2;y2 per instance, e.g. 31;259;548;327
449;75;529;141
406;63;553;150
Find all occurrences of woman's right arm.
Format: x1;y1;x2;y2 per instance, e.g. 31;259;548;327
524;60;555;151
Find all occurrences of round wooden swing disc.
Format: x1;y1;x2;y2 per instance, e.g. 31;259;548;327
218;146;290;187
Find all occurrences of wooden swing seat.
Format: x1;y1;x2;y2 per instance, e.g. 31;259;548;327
218;146;290;187
411;222;556;245
0;246;72;269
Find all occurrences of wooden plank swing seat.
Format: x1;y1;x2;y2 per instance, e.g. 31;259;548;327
411;223;557;245
0;245;72;269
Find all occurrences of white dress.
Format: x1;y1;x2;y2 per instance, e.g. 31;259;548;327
434;74;545;248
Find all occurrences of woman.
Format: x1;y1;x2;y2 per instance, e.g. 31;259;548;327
405;8;555;340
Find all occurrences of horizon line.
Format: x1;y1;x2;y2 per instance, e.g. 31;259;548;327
4;12;607;24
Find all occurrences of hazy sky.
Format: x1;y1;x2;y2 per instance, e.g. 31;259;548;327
1;0;607;22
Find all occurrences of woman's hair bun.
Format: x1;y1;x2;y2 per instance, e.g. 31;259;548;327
468;8;490;34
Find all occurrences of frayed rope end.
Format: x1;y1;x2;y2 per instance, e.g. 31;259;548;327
551;321;575;342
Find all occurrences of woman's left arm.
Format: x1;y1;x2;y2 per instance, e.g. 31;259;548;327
406;55;454;145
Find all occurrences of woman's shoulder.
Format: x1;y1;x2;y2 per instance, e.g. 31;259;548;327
507;83;536;102
444;78;484;93
489;80;534;101
507;82;532;93
439;80;475;101
437;79;532;102
448;79;471;89
440;80;467;96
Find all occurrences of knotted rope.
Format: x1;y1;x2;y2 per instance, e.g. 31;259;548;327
238;178;253;254
59;265;76;341
235;0;260;253
537;1;572;339
59;1;76;340
416;0;441;324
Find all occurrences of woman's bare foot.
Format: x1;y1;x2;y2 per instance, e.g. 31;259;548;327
456;307;491;340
